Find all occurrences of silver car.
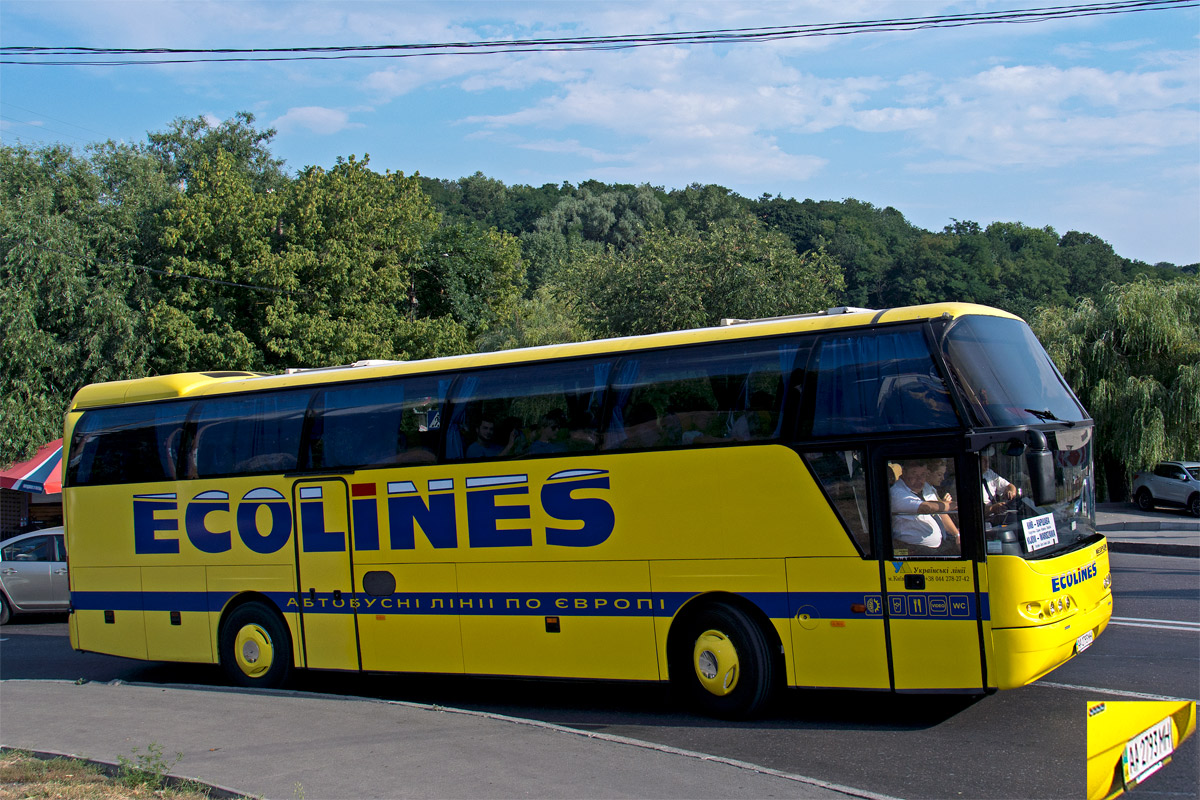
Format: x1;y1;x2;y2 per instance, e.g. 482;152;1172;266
1132;461;1200;517
0;526;69;624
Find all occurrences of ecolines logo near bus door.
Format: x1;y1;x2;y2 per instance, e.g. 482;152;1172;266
131;468;615;556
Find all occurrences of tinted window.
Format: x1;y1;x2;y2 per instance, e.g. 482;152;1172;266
605;339;802;450
188;391;310;477
68;403;192;486
448;359;612;460
804;450;871;556
308;378;443;469
942;315;1085;427
808;328;958;436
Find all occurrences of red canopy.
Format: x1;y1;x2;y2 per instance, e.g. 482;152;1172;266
0;439;63;495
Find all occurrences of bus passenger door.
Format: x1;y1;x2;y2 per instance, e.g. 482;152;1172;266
880;449;986;692
791;450;889;689
292;478;361;671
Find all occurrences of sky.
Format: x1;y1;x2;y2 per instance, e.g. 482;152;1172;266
1;1;1198;266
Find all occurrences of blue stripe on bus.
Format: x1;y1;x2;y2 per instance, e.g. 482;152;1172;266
71;589;990;621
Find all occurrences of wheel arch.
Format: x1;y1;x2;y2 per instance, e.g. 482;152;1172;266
665;591;786;683
216;592;297;667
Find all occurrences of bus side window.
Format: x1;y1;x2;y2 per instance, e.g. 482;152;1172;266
448;358;610;461
68;403;192;486
308;379;438;469
190;391;309;478
606;339;797;451
803;451;872;556
808;328;958;437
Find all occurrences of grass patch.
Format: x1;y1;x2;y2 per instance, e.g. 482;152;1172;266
0;748;222;799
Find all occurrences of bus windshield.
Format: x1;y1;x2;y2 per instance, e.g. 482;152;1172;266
941;315;1087;428
978;429;1098;559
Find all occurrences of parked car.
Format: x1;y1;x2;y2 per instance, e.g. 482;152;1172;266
0;526;68;624
1131;461;1200;517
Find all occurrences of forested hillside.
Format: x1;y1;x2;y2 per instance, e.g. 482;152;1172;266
2;112;1196;495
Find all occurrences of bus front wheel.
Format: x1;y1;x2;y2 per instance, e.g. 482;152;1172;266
219;602;291;689
670;602;777;719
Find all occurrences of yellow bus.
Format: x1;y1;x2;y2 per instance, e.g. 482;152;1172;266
62;302;1112;717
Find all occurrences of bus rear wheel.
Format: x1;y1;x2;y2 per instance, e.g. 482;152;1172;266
670;603;777;719
219;602;291;689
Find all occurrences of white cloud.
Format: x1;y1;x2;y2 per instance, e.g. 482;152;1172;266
271;107;361;135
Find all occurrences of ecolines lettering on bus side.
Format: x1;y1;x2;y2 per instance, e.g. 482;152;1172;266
1051;562;1098;593
132;469;615;556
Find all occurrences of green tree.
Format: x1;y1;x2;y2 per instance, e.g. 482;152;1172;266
415;223;525;340
522;185;665;291
562;215;844;337
263;157;460;366
1032;277;1200;499
147;111;287;193
0;143;153;464
151;149;280;372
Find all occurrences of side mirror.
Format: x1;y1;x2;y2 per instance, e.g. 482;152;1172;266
1025;430;1056;505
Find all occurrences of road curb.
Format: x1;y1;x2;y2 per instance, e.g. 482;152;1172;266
1109;541;1200;558
1098;522;1200;533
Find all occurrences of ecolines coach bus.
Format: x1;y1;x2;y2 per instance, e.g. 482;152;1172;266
62;302;1112;716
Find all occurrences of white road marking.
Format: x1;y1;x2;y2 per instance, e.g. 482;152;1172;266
1109;616;1200;632
1036;681;1197;703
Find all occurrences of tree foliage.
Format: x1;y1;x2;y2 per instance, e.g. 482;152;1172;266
1032;278;1200;498
561;215;844;337
0;143;155;464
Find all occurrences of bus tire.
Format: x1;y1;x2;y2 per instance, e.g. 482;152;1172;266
219;602;291;689
670;602;777;719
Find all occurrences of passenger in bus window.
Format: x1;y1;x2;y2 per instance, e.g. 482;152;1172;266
890;458;960;557
466;416;518;459
927;460;961;547
527;411;568;454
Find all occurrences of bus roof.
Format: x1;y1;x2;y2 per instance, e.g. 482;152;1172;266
67;302;1018;411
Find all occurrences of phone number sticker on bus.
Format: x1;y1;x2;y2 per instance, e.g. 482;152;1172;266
1021;513;1059;552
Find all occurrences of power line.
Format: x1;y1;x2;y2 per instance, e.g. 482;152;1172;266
2;0;1194;66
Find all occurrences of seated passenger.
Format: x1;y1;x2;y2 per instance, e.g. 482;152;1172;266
890;458;960;557
466;416;518;459
527;411;567;454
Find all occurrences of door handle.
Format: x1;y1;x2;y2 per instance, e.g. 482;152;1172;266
53;568;68;574
1;568;17;575
333;589;342;601
309;587;316;601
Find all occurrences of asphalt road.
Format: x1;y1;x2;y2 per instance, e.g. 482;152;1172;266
2;552;1196;800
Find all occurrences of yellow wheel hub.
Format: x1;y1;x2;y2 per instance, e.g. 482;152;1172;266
234;623;274;678
693;629;739;696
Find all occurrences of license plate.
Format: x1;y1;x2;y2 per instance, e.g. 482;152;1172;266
1122;717;1173;787
1075;630;1094;653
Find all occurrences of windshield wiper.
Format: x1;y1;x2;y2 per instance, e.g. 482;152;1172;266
1024;408;1076;427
